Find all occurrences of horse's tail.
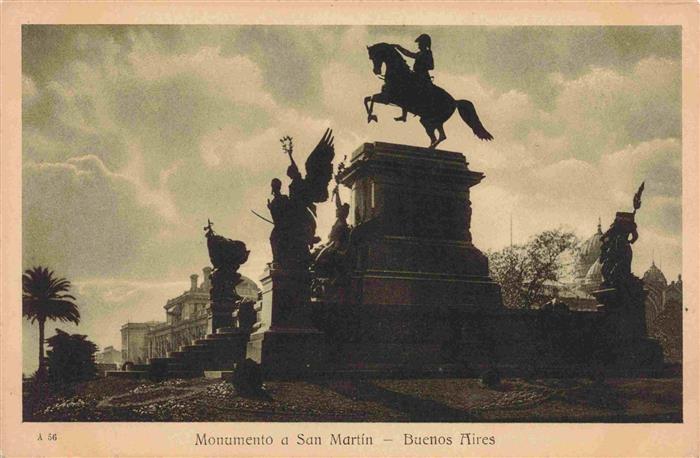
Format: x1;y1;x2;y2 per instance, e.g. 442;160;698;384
456;100;493;141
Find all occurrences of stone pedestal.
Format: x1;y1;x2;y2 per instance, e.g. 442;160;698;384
337;142;501;308
207;303;236;335
206;267;250;369
592;282;663;373
206;267;243;334
322;142;502;370
246;266;326;377
247;328;325;378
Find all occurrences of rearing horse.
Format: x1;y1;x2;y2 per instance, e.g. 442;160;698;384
364;43;493;149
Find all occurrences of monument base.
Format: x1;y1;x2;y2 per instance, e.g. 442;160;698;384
207;303;236;335
246;327;326;378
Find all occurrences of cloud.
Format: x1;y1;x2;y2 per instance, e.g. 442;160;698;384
553;57;681;160
600;138;681;199
23;155;178;279
221;27;334;109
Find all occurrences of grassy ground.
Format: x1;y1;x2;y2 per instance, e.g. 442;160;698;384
23;376;682;422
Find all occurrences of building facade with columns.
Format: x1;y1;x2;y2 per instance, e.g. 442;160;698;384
96;345;122;365
643;262;683;363
120;268;260;363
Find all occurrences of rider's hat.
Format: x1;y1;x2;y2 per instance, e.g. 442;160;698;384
415;33;432;48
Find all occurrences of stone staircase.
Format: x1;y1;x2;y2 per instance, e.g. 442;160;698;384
106;327;248;380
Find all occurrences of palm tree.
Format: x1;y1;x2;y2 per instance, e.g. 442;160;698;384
22;266;80;377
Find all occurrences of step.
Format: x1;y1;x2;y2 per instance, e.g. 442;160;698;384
178;353;239;365
197;338;242;346
205;333;246;340
204;370;236;380
149;357;176;365
216;329;248;336
167;351;184;358
181;345;210;352
166;370;202;379
106;370;149;379
198;340;245;350
202;363;238;371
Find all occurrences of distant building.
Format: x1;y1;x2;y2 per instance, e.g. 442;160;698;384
119;267;260;363
574;220;605;295
644;264;683;363
121;321;160;364
95;345;122;365
538;221;605;312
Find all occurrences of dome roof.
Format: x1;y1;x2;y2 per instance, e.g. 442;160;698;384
574;221;603;279
643;262;667;287
236;275;261;301
584;259;603;286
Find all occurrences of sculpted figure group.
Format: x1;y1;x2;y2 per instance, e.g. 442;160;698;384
203;219;250;305
599;183;646;304
312;170;354;289
267;130;336;271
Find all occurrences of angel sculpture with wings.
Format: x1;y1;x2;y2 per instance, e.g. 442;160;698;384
268;129;335;270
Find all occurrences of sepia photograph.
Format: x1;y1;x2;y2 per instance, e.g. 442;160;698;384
1;2;698;457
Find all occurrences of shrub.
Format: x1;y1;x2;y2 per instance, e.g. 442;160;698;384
46;329;98;385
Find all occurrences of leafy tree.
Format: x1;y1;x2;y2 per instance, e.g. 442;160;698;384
489;229;579;309
22;266;80;377
45;329;98;384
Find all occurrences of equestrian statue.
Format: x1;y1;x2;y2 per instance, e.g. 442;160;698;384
364;34;493;149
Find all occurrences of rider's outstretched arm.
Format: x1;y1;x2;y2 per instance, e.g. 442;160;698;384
393;44;417;59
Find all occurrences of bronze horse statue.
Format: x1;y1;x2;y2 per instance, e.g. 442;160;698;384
364;43;493;149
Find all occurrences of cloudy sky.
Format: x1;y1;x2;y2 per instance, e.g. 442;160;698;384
22;25;681;374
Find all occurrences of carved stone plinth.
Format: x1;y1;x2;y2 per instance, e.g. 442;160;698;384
592;281;648;341
206;268;241;335
246;266;326;377
337;142;501;310
247;328;326;378
592;282;663;373
206;303;236;335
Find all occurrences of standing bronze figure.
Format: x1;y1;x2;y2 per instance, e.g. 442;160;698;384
599;182;645;290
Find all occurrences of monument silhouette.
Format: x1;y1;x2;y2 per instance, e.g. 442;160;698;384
107;140;662;381
106;48;662;381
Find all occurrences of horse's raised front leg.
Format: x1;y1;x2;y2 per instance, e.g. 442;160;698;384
365;92;391;123
363;95;378;123
363;95;372;116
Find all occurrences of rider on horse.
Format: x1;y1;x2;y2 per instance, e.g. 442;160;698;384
392;34;434;122
364;39;493;148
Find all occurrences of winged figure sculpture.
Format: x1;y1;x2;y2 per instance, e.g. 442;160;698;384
269;129;335;269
